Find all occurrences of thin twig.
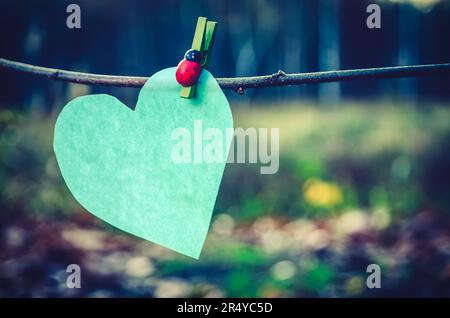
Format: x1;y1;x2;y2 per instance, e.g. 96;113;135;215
1;58;450;93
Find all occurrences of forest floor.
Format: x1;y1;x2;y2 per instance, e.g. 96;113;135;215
1;101;450;297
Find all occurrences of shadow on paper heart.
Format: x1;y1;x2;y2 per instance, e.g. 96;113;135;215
53;67;233;258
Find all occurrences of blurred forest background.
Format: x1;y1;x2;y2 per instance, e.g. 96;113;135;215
1;0;450;297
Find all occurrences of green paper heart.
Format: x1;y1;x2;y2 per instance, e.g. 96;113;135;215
54;67;233;258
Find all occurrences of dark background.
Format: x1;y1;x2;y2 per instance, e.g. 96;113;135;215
1;0;450;298
1;0;450;108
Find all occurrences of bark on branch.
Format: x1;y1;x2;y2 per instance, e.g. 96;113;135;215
1;58;450;93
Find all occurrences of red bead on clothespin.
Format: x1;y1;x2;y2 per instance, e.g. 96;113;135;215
176;17;217;99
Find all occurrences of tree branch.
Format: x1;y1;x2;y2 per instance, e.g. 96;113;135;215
1;58;450;93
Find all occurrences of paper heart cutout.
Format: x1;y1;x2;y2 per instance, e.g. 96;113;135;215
54;68;233;258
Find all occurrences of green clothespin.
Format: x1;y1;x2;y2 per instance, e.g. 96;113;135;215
180;17;217;99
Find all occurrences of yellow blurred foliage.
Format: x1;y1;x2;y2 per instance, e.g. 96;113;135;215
303;179;343;208
345;276;365;295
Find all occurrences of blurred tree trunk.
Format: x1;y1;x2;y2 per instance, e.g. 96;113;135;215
318;0;341;105
397;3;420;103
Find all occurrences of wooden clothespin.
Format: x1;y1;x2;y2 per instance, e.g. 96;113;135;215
180;17;217;99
